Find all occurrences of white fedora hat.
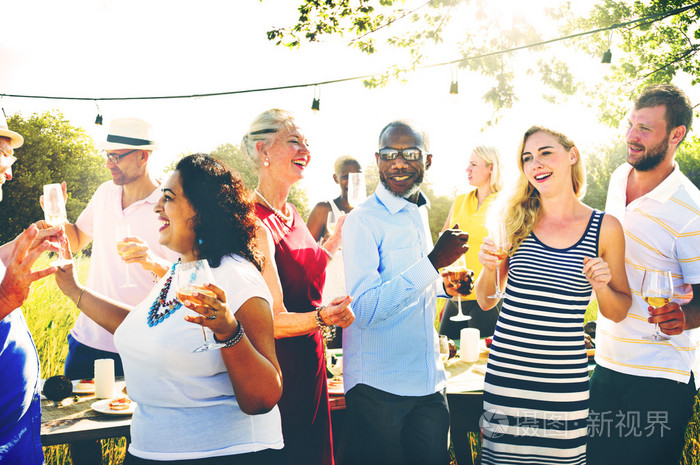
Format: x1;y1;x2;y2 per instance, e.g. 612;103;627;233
0;113;24;149
100;117;157;151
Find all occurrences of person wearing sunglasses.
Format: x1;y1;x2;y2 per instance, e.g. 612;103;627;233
342;120;470;465
55;117;178;464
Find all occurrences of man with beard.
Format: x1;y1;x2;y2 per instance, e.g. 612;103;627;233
588;84;700;465
60;118;177;463
341;120;470;465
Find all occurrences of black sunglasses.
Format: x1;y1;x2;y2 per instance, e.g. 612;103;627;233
377;148;423;161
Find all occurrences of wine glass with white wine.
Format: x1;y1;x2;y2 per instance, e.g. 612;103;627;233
326;209;339;236
42;183;72;267
641;269;673;342
488;222;508;299
446;254;472;322
116;224;137;288
177;259;224;352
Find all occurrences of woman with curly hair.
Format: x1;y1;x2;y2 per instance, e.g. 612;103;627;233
55;153;284;465
475;127;631;464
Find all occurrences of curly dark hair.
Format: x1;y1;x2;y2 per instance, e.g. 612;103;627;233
175;153;263;270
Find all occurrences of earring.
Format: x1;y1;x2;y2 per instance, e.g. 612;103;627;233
263;158;270;167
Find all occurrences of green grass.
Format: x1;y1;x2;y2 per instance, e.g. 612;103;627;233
19;257;700;464
23;254;127;465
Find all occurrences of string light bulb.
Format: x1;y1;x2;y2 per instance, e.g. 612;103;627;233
94;101;103;125
601;31;613;64
311;86;321;111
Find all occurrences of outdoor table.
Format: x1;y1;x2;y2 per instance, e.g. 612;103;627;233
41;378;131;447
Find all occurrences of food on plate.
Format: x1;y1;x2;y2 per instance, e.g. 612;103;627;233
76;379;95;391
485;337;493;348
43;375;73;402
448;338;458;358
108;397;132;411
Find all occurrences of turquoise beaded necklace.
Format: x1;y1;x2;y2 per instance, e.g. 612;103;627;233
147;259;182;327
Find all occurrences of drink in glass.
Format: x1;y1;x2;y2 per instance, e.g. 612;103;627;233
347;172;366;207
641;269;673;342
446;254;472;322
42;183;72;267
177;259;223;352
488;222;508;299
116;224;137;288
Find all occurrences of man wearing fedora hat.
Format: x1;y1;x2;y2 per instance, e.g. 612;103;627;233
59;117;178;462
62;118;177;378
0;114;62;464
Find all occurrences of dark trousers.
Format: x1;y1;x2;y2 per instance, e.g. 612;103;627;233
64;333;124;379
124;448;284;465
343;384;450;465
587;365;697;465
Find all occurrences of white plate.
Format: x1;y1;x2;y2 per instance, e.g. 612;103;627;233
72;379;95;394
91;398;136;416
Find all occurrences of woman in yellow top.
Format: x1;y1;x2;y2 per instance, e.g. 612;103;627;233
439;145;502;339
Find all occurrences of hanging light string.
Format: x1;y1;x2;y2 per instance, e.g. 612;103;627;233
0;2;697;103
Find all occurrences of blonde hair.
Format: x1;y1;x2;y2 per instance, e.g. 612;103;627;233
495;126;587;253
240;109;298;172
472;145;503;194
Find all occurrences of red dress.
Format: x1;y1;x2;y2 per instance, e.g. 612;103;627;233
256;203;334;465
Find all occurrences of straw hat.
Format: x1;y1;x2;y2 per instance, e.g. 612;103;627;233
0;114;24;149
100;117;157;151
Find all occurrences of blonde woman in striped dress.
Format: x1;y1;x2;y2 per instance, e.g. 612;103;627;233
474;126;632;464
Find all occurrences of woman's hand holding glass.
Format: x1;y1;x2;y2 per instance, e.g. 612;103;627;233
478;236;511;298
180;282;239;342
322;213;348;255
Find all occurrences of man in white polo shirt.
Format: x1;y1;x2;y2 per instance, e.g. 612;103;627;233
589;84;700;465
63;117;178;378
60;118;178;462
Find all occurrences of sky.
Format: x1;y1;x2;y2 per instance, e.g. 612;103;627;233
1;0;634;204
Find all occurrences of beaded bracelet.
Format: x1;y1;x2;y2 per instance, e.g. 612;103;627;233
213;322;245;348
315;306;336;341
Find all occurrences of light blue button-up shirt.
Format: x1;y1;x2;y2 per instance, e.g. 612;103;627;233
342;183;447;397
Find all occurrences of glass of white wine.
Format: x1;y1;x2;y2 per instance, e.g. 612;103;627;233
116;224;137;288
446;254;472;322
326;209;339;236
177;259;224;352
43;183;72;267
347;172;366;207
641;269;673;342
488;222;508;300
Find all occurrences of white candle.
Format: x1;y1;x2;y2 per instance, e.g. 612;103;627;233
94;358;115;398
460;328;480;363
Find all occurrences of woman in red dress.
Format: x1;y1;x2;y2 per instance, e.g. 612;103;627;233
241;109;355;465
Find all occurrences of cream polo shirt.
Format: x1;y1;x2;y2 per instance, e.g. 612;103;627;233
597;162;700;383
71;181;179;352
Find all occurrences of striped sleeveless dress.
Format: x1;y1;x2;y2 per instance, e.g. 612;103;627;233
481;210;603;465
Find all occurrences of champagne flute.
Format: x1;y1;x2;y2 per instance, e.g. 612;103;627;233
446;254;472;322
347;172;366;207
176;259;224;352
116;224;137;288
326;209;339;236
43;183;72;267
488;222;508;299
641;269;673;342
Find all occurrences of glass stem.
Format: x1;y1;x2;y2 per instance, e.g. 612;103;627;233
495;267;501;296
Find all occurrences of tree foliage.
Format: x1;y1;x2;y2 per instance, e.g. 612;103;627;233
269;0;700;128
581;139;627;211
0;111;110;243
163;143;311;220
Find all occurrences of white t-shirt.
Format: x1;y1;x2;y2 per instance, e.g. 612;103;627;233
72;181;179;352
113;255;283;460
598;163;700;383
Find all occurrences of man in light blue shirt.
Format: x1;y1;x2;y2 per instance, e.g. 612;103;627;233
342;120;469;465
